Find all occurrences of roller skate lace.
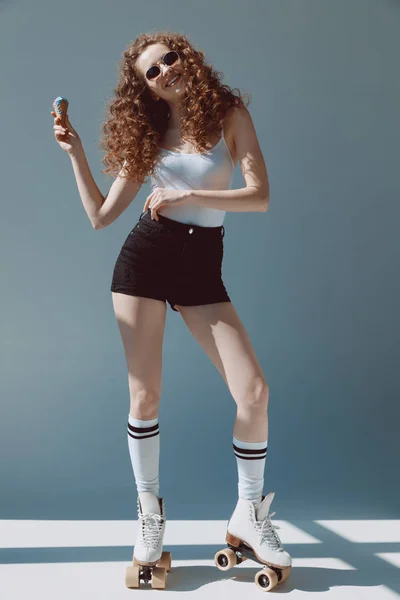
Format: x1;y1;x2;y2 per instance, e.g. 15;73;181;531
138;512;164;549
250;508;285;552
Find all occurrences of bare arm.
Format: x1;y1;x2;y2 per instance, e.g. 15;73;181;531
186;106;270;213
95;162;143;229
69;147;104;229
69;151;142;229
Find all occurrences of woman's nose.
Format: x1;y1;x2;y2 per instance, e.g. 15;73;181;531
159;65;172;84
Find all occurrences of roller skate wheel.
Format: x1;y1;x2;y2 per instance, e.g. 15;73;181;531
214;547;237;570
255;566;279;591
125;564;140;588
157;551;172;571
151;566;167;589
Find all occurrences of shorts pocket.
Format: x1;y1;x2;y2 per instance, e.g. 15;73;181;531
130;222;161;238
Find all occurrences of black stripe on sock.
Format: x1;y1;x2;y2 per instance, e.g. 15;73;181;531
233;443;267;454
127;422;159;440
128;431;160;440
127;429;160;440
128;423;159;434
234;452;267;460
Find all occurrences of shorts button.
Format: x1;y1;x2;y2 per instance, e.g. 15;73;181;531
189;228;194;234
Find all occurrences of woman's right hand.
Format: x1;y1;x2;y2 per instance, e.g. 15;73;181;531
51;111;83;155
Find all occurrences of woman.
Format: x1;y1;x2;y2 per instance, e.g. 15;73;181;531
52;30;291;577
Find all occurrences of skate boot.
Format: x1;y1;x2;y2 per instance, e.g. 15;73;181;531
133;491;166;565
214;492;292;591
125;491;172;589
226;492;291;567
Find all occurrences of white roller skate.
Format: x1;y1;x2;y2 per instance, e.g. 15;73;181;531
125;491;171;589
214;492;292;591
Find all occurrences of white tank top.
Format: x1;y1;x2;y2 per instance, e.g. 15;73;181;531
149;125;234;226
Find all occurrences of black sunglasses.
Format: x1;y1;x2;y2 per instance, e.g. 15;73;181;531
145;50;180;81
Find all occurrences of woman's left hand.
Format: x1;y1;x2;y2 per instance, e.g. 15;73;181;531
143;188;191;220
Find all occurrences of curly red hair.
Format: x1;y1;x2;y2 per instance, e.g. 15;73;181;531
99;30;251;183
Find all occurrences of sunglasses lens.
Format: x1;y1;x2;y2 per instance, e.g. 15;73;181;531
145;51;179;80
146;66;160;80
164;51;179;65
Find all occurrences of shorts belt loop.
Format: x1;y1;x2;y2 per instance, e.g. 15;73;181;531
221;225;225;238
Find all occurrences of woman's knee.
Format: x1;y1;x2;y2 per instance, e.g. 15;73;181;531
130;389;161;419
240;377;269;411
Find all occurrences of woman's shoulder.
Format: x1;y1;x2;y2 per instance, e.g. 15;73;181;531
222;105;250;131
222;106;249;153
223;104;250;130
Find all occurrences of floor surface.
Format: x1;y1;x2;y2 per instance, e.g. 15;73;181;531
1;518;399;597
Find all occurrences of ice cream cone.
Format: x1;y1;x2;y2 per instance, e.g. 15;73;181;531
53;96;69;127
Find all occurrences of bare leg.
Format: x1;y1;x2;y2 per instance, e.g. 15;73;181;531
175;302;270;441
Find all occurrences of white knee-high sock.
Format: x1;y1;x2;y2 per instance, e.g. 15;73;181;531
127;414;160;497
233;436;268;505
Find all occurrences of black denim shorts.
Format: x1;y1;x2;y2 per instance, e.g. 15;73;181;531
110;209;231;312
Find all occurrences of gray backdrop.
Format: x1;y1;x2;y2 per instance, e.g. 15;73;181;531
1;0;399;530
